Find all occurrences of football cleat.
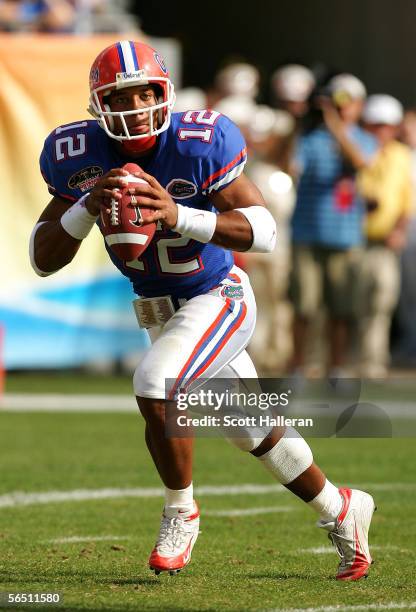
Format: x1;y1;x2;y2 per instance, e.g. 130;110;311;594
149;502;200;574
318;487;376;581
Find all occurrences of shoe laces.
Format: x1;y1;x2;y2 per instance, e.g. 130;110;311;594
328;531;351;561
156;515;193;553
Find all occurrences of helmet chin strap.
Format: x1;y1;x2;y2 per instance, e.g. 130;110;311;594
120;135;157;155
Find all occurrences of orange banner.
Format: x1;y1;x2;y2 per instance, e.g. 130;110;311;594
0;34;130;281
0;34;150;368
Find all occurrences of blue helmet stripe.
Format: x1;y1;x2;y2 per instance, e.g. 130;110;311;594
129;41;140;70
116;42;126;72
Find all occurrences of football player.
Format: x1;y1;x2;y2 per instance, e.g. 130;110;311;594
30;40;375;580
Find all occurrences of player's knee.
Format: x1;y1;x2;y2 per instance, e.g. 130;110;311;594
133;350;176;399
222;419;272;452
226;435;267;452
134;334;186;398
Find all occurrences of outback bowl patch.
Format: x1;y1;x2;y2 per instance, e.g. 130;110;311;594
221;284;244;300
68;166;103;192
166;178;197;199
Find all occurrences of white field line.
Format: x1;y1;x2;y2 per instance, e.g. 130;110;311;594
0;484;286;509
270;603;416;612
0;394;137;412
298;545;410;554
2;393;416;416
205;506;293;517
350;483;416;491
44;535;130;544
0;482;414;511
43;506;294;543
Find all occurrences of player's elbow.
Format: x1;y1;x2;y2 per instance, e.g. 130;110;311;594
235;206;277;253
30;258;56;277
29;222;57;277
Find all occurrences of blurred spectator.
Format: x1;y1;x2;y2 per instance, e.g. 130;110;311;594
0;0;75;32
245;106;296;372
400;109;416;167
358;95;411;377
213;94;257;142
73;0;141;34
271;64;316;119
212;93;258;273
174;87;207;113
394;109;416;365
0;0;141;33
270;64;315;174
207;61;260;108
289;73;377;378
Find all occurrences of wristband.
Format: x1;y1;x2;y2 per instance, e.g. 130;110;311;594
173;204;217;243
60;193;98;240
234;205;277;253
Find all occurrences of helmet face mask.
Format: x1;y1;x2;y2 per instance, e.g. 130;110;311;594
88;41;175;150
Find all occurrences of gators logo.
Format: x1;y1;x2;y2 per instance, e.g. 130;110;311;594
221;284;244;300
166;179;197;199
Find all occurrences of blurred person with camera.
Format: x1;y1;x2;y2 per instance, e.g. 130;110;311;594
289;74;377;379
358;95;411;377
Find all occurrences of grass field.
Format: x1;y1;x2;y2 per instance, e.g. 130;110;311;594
1;374;416;611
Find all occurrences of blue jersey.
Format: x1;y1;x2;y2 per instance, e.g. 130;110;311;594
40;111;247;299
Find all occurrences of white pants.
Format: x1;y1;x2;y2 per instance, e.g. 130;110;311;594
133;266;258;399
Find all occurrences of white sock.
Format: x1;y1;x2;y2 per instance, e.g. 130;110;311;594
308;479;343;522
164;483;194;512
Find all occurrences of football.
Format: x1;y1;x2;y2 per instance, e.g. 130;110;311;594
100;162;156;261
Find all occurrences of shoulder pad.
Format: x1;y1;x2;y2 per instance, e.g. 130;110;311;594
171;111;241;159
40;120;103;202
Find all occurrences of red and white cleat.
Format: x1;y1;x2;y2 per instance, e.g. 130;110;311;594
318;488;376;581
149;502;200;575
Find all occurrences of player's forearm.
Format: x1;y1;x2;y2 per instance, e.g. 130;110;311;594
173;204;276;253
210;210;254;251
30;221;81;275
31;195;99;276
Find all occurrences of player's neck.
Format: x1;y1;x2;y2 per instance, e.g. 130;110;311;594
115;138;158;159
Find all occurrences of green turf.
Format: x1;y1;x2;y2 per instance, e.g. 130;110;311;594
0;410;415;611
5;373;132;395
